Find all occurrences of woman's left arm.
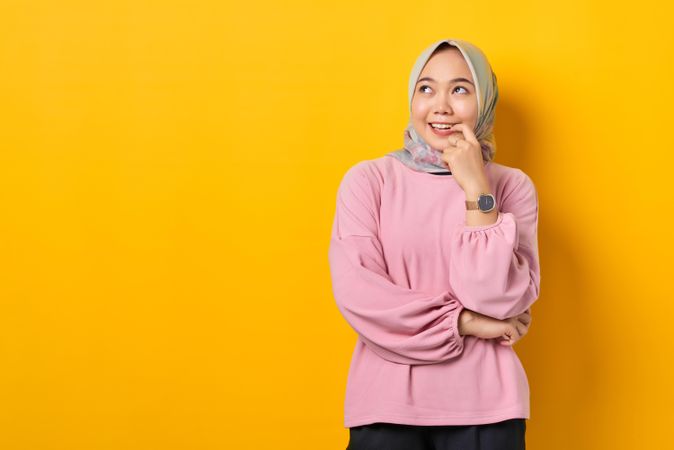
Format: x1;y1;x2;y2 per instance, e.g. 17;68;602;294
448;170;541;321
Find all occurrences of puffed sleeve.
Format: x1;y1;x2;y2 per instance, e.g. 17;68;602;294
448;170;541;320
328;162;466;366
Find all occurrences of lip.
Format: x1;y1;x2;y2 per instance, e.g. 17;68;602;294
428;122;459;136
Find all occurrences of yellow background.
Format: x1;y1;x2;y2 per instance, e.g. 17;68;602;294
1;0;672;448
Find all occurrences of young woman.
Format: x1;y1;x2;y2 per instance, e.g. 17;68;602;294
328;38;541;450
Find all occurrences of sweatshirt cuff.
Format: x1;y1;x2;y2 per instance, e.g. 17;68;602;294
449;301;466;350
461;211;505;232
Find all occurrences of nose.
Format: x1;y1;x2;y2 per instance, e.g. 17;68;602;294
433;90;453;113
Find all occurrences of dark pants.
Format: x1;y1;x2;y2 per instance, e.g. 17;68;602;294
347;418;526;450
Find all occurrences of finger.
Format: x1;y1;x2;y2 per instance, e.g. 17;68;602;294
517;315;531;326
447;136;461;147
499;336;514;346
446;123;479;146
445;125;465;147
442;144;458;154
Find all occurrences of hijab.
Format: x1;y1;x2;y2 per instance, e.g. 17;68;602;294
386;39;499;174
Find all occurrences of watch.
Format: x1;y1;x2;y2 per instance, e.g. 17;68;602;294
465;193;496;213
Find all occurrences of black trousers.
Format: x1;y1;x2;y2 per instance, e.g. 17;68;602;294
346;419;526;450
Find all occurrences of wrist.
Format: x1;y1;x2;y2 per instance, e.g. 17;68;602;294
458;309;476;336
465;184;491;199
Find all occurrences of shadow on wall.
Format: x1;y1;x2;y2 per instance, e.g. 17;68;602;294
494;97;606;450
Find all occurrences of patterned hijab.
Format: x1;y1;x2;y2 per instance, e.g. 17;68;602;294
386;38;499;174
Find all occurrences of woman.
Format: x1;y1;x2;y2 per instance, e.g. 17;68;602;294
328;38;541;450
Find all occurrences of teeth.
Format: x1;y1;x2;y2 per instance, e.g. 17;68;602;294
430;123;453;129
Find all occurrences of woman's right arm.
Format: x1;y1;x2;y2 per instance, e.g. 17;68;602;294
329;162;467;366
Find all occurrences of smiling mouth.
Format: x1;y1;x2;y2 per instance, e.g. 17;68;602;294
428;123;459;135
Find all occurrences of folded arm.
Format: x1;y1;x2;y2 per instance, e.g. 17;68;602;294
328;162;466;365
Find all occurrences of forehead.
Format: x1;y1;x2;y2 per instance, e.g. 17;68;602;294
419;48;473;80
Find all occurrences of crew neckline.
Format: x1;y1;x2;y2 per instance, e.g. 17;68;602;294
385;155;492;181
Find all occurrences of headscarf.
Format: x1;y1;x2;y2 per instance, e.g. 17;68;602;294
386;39;499;174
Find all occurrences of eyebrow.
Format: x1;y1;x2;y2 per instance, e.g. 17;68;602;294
416;77;475;86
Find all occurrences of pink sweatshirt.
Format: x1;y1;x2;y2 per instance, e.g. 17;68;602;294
328;155;541;428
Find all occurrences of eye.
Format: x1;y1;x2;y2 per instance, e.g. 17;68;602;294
418;85;470;94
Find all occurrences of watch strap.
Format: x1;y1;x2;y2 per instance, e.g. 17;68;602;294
465;200;480;210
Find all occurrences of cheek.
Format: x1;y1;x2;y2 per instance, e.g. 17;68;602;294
411;102;429;122
460;98;479;117
453;99;475;114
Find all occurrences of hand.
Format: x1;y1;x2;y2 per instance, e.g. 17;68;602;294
460;309;532;346
440;123;489;194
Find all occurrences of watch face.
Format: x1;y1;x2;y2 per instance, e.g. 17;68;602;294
478;194;495;211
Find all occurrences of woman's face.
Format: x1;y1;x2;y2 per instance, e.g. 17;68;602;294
411;47;478;151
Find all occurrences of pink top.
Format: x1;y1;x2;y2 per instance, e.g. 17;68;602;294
328;155;541;428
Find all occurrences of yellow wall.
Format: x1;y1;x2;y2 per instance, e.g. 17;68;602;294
1;0;672;448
